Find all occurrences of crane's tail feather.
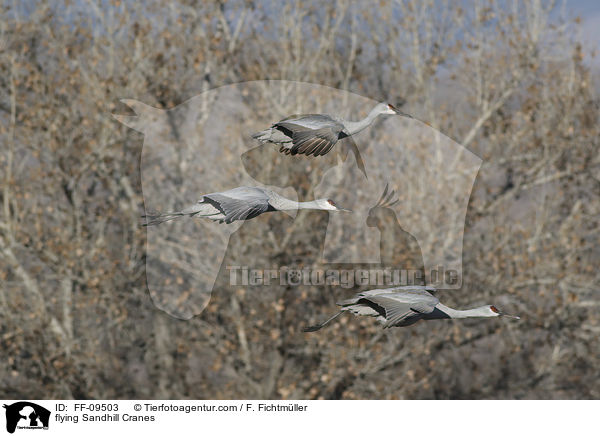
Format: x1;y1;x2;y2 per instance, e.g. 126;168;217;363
336;298;359;306
251;130;270;142
302;311;344;332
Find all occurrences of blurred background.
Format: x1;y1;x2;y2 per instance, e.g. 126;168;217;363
0;0;598;399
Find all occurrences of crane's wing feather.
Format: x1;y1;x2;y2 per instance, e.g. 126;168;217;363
278;114;341;130
274;117;343;157
361;293;437;328
203;189;270;223
290;126;340;156
357;286;438;300
353;288;438;326
337;286;438;306
368;297;415;326
216;186;268;200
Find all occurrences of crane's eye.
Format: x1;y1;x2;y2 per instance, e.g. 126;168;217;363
490;305;499;313
327;199;336;207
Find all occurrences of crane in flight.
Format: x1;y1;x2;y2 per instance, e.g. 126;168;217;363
142;186;350;226
303;286;520;331
252;102;412;157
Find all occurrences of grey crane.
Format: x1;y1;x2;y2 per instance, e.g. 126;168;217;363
252;102;411;157
303;286;520;331
142;186;350;226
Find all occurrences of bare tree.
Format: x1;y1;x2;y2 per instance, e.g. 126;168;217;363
0;0;598;399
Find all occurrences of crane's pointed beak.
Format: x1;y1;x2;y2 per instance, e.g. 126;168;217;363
337;207;352;212
501;313;520;320
396;109;413;118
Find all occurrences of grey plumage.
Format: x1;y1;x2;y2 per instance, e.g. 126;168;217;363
252;102;411;157
142;186;349;226
200;187;272;223
303;286;520;331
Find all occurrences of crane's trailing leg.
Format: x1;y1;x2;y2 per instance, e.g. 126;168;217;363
141;212;186;226
141;204;222;226
303;311;345;332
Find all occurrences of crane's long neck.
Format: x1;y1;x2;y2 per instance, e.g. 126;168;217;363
297;200;325;210
343;106;382;135
270;196;323;211
433;303;492;319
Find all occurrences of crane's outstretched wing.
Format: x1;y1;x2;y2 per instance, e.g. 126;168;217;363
203;188;271;224
355;286;438;300
343;287;438;328
360;293;438;328
274;115;344;157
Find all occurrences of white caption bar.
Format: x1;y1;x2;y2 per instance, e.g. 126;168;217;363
0;400;595;436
